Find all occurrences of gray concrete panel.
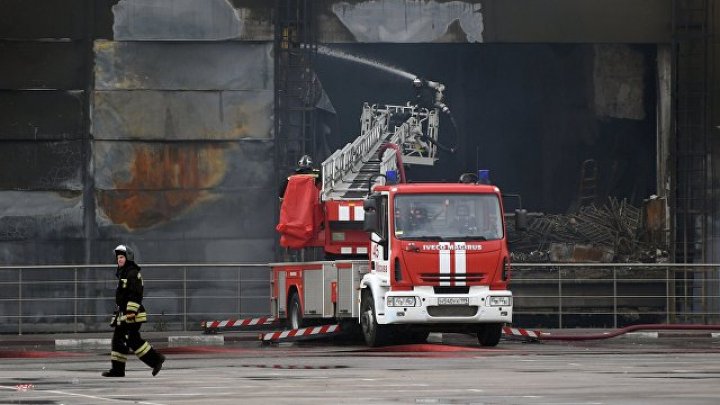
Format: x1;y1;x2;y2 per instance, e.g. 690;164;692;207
96;238;275;264
92;140;274;190
92;90;273;140
0;141;83;190
328;0;484;43
0;191;84;241
316;0;671;44
483;0;672;43
0;90;84;140
0;239;88;266
108;238;275;263
112;0;272;41
94;40;273;91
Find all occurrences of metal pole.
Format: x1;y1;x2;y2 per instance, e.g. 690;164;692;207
74;268;79;333
237;266;242;317
666;266;671;323
183;267;187;332
700;265;707;324
558;266;563;329
18;268;22;335
613;267;618;328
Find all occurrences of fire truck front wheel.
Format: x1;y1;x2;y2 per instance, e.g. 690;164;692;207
360;290;391;347
287;292;303;330
477;323;503;347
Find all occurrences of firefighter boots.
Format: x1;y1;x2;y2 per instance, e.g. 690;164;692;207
152;352;166;376
136;344;165;376
101;360;125;377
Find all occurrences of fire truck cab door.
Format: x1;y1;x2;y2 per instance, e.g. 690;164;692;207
368;195;390;275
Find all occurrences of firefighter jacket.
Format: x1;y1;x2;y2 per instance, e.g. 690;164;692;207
115;261;147;324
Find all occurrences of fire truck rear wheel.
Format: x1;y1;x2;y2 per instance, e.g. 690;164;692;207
287;292;303;330
477;323;502;347
360;290;391;347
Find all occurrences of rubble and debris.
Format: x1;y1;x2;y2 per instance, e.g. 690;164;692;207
508;197;668;263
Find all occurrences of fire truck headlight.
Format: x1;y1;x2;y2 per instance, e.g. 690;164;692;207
488;296;511;307
387;296;417;307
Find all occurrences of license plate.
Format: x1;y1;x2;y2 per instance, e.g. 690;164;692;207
438;297;469;305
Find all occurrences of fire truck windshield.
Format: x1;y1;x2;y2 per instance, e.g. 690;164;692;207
393;194;503;241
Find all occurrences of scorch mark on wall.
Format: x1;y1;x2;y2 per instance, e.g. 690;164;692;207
97;144;227;229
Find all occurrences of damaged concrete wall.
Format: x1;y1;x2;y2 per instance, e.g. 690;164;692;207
112;0;273;41
0;0;276;331
0;0;276;269
0;0;111;265
93;0;275;265
0;0;671;267
315;0;671;44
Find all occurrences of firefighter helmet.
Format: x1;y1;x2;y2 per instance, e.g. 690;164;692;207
297;155;313;169
113;244;134;261
410;206;428;222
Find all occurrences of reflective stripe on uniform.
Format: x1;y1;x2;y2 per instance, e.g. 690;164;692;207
135;342;151;357
126;301;140;312
111;351;127;362
121;278;127;288
122;311;146;324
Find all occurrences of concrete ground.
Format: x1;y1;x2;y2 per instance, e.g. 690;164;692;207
1;328;720;404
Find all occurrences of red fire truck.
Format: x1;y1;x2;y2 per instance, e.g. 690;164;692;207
274;83;523;346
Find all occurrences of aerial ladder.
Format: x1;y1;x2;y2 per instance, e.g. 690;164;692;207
317;97;444;257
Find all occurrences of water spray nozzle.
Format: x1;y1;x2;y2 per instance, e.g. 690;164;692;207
426;80;445;92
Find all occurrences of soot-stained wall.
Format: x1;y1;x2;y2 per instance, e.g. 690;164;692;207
0;0;276;267
0;0;668;267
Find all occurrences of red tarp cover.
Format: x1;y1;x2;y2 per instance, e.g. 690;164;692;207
276;175;322;248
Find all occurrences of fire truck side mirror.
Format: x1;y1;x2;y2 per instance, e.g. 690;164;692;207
363;198;379;233
363;211;378;233
515;209;528;232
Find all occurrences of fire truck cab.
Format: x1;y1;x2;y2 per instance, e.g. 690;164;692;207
360;182;513;346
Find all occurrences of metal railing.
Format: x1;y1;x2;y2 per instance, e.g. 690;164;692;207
0;263;271;335
511;263;720;328
0;262;718;335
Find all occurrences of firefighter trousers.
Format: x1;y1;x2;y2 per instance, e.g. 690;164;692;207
106;322;164;376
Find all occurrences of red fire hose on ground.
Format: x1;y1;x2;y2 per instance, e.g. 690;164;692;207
503;324;720;342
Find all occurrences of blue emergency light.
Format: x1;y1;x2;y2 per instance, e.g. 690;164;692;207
385;170;398;184
478;169;491;184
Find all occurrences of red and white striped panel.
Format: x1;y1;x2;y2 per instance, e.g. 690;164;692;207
203;317;278;330
502;326;544;340
327;201;364;222
261;324;341;343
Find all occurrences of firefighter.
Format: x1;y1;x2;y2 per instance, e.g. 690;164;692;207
408;206;429;231
278;154;321;199
452;205;478;234
102;244;165;377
